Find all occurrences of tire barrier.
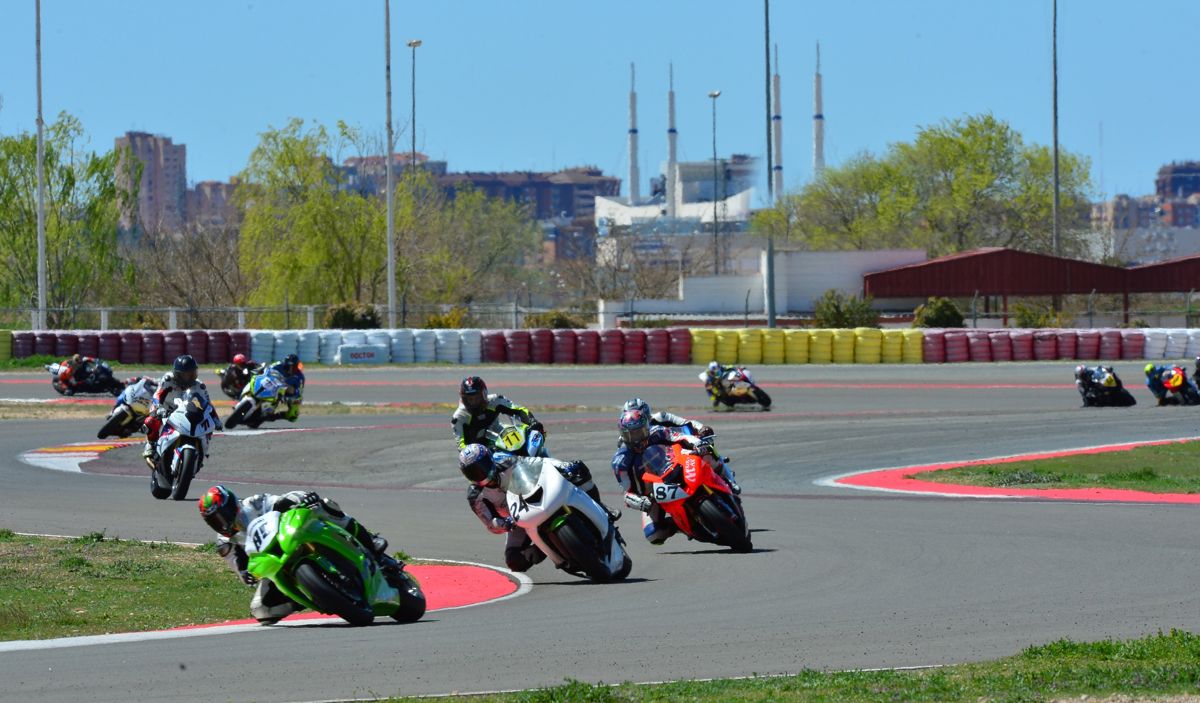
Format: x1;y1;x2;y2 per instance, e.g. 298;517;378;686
229;331;252;360
901;329;924;364
880;330;904;363
853;327;883;364
435;329;461;363
341;331;368;346
186;330;210;364
1056;330;1078;360
78;332;100;358
1143;329;1168;359
1165;329;1189;358
503;329;530;364
119;331;143;364
529;329;554;364
1075;330;1100;359
294;330;319;364
12;331;34;358
319;331;343;365
1032;331;1058;361
413;329;437;363
644;329;670;364
1010;330;1034;361
784;329;810;364
0;330;11;361
598;329;624;365
1185;330;1200;359
552;329;577;364
988;331;1013;361
760;329;785;364
389;329;415;363
966;330;991;362
481;330;506;363
163;330;187;362
714;329;739;365
920;329;946;363
98;332;120;360
689;329;716;365
943;331;969;363
54;332;79;358
334;344;388;365
1121;330;1145;359
809;329;834;363
1098;329;1123;360
831;329;856;364
622;329;646;365
34;332;57;356
142;331;165;365
366;330;393;361
737;328;763;365
459;329;483;365
208;330;232;364
667;327;692;365
249;331;274;362
575;329;600;364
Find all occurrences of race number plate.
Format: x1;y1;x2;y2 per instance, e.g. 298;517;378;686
651;482;686;504
498;427;524;451
245;511;281;554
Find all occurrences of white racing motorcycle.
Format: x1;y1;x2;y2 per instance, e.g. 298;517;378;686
506;458;631;582
151;388;220;501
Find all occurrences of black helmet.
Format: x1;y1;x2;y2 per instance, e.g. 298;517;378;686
173;354;199;388
283;353;299;371
460;376;487;413
459;444;497;486
198;485;242;536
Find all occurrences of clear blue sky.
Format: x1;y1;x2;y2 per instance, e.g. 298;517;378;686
1;1;1195;203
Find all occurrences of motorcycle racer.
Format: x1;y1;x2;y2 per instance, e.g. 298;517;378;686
1144;363;1198;406
458;444;617;572
451;376;543;450
610;408;738;545
113;376;157;412
265;354;305;422
53;353;97;395
198;485;401;624
619;397;712;438
218;353;261;398
701;361;731;408
143;355;221;466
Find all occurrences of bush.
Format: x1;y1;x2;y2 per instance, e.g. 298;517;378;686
913;297;964;328
1012;302;1069;329
523;310;589;329
323;303;381;329
813;289;878;328
424;306;474;329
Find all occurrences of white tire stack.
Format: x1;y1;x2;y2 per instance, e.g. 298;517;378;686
459;329;483;364
413;329;437;363
389;329;415;364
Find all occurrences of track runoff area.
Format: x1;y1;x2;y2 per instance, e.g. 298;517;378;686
2;362;1199;701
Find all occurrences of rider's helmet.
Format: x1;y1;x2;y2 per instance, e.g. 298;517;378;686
198;485;242;536
459;444;498;487
1074;364;1089;382
173;355;199;388
232;353;248;367
706;360;721;379
622;397;651;419
71;353;82;365
459;376;488;413
1145;363;1157;378
281;354;300;375
618;408;651;452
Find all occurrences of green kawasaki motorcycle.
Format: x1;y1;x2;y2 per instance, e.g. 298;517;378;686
244;507;426;626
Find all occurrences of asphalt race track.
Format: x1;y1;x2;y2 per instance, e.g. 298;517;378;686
2;362;1199;702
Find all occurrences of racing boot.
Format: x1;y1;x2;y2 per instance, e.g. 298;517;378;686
716;463;741;495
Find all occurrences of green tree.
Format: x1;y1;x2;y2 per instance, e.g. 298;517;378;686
0;113;131;325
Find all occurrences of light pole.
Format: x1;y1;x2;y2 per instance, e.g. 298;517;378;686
708;90;721;276
763;0;776;327
35;0;47;329
408;39;421;179
384;0;396;328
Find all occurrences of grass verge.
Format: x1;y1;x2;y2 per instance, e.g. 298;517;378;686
385;630;1200;702
911;440;1200;494
0;529;246;640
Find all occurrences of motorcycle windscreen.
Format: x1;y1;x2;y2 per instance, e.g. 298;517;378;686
508;460;542;496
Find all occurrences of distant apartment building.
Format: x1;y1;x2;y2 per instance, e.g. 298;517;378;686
116;131;187;233
339;152;449;195
1089;162;1200;264
436;166;620;221
1156;161;1200;199
186;179;239;227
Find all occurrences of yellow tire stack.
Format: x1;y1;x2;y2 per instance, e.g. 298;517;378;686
880;329;905;363
853;327;883;364
809;329;834;363
831;329;856;363
784;329;810;364
737;328;763;364
714;329;740;365
902;329;925;363
0;330;11;361
760;329;785;364
690;329;717;365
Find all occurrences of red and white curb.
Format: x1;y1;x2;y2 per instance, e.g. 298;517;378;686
19;440;141;473
817;436;1200;503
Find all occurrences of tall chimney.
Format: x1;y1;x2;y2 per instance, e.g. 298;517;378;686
667;63;678;218
771;45;784;199
813;42;825;175
628;63;641;203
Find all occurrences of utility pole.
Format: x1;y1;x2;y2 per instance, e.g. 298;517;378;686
709;90;721;276
763;0;776;327
384;0;396;328
1052;0;1060;258
35;0;47;329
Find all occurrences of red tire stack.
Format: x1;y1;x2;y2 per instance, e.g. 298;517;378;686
922;330;946;363
529;329;554;364
1098;329;1122;360
552;329;577;364
988;331;1013;361
98;332;121;360
230;331;252;360
1056;330;1078;360
644;329;670;364
119;331;143;364
34;332;57;356
481;330;506;362
598;330;624;365
164;331;187;361
1076;330;1101;359
504;330;531;364
667;327;692;364
575;330;600;364
1033;331;1058;361
12;332;35;358
207;331;231;364
54;332;79;357
185;330;209;364
141;332;165;365
622;329;647;364
78;332;100;358
943;331;969;362
966;331;992;362
1010;330;1034;361
1120;330;1146;359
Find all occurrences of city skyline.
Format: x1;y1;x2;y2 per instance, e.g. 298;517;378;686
2;1;1197;202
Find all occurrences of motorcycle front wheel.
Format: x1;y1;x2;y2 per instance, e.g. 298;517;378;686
697;496;753;553
390;571;427;623
553;515;613;582
751;386;772;408
98;407;131;439
295;561;374;626
170;446;198;501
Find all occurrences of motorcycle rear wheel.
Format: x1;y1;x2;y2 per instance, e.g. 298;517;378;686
554;515;613;582
390;571;427;623
295;561;374;626
697;497;753;553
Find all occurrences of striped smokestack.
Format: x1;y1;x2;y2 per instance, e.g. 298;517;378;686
628;63;640;203
813;42;825;175
771;45;784;199
667;63;677;218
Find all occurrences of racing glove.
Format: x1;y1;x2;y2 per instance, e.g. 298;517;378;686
489;517;514;533
528;420;545;436
295;491;322;510
624;493;653;513
238;570;257;586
